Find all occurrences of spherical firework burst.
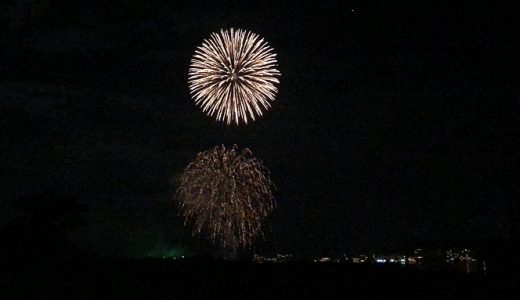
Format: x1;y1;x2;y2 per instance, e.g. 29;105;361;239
188;28;281;125
176;145;275;250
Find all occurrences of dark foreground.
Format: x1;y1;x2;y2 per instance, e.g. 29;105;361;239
1;258;517;299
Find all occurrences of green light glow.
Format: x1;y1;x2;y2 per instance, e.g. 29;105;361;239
146;246;188;259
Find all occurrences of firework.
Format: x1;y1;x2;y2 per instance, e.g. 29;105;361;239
188;28;281;125
176;145;275;250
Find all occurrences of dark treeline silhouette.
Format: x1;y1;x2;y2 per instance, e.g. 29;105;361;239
0;191;87;262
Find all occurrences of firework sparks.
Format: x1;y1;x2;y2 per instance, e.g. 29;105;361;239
188;28;281;125
176;145;276;250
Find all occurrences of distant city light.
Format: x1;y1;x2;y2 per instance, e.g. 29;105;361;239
319;257;331;262
249;247;483;274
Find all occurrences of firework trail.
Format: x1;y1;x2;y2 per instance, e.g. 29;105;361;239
176;145;276;250
188;28;281;125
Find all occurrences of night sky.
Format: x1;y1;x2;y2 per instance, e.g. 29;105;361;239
1;1;517;257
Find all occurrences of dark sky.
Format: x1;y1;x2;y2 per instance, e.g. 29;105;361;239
1;1;517;257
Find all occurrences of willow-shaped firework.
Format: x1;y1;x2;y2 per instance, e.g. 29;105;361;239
176;145;275;250
188;28;281;125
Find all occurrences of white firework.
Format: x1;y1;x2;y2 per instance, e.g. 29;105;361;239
188;28;281;125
